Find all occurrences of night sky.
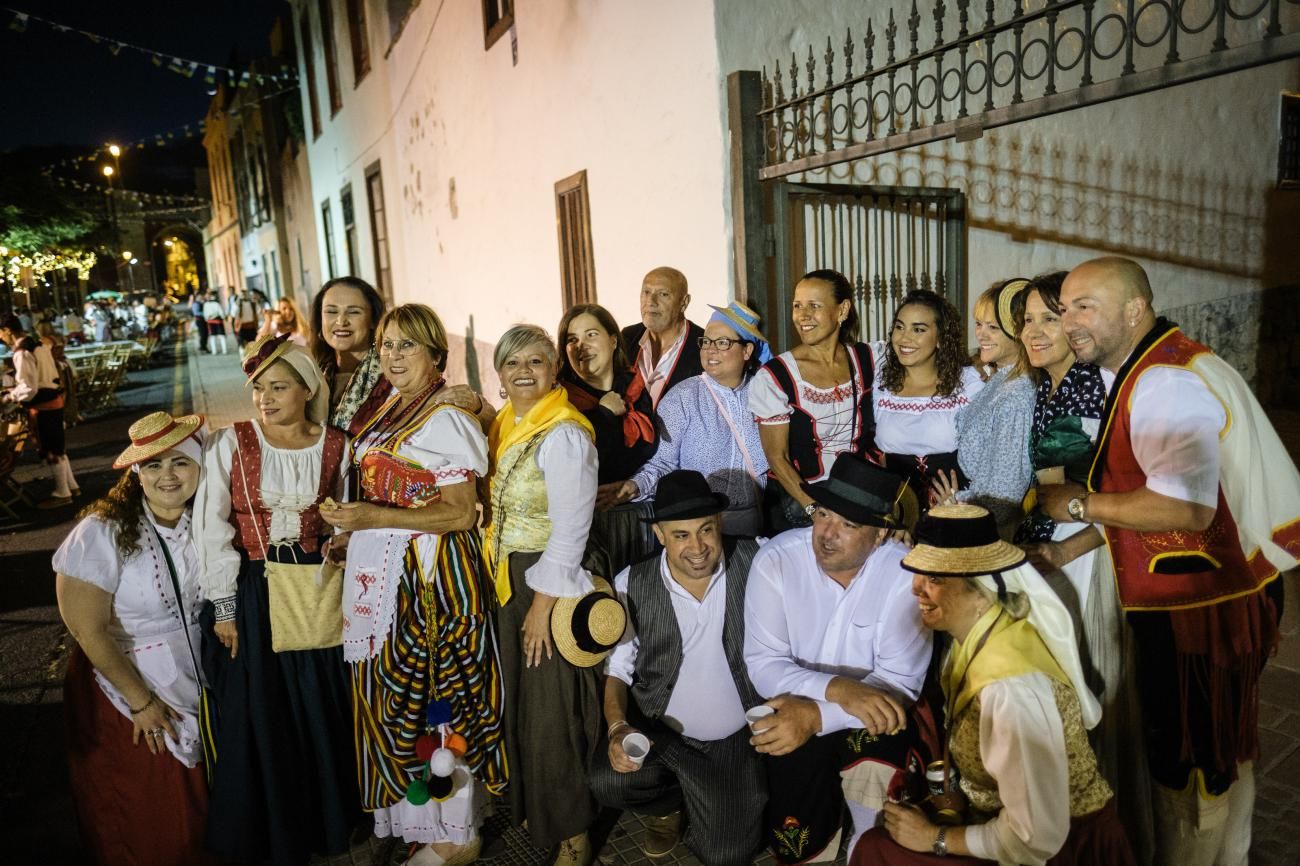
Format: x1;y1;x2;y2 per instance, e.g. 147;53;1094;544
0;0;289;152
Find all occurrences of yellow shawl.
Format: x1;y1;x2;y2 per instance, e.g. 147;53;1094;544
943;604;1070;723
485;386;594;605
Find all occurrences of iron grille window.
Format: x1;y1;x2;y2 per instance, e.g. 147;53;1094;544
1281;93;1300;190
555;170;596;309
366;164;392;303
345;0;370;84
341;186;359;276
482;0;513;51
318;0;342;116
321;200;337;280
298;11;321;138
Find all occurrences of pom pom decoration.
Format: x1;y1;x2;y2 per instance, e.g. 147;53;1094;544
429;747;456;777
427;773;454;802
415;734;437;762
405;779;431;805
425;699;453;727
444;732;468;758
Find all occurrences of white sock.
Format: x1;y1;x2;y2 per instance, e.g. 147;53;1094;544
50;457;71;498
62;455;79;492
1216;762;1254;866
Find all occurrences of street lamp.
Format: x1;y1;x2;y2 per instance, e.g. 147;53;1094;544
103;165;122;288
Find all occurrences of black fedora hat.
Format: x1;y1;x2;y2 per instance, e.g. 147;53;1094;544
801;454;916;529
641;470;729;523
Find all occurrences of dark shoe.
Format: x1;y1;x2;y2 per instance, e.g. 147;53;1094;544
640;812;682;859
37;495;74;509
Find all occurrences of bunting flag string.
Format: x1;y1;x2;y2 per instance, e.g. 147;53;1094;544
2;6;298;88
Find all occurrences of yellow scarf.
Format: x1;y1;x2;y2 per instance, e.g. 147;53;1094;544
485;386;594;604
942;604;1070;723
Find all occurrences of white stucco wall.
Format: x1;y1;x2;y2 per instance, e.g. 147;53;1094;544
383;0;731;364
712;0;1300;324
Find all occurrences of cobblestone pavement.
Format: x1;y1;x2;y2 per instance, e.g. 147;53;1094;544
2;342;1297;865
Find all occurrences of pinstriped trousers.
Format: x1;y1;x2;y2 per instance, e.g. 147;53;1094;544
590;721;766;866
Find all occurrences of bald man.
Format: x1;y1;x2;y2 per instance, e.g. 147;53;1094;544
1039;256;1300;866
620;267;705;411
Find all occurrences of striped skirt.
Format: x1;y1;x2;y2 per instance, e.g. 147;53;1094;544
351;530;508;809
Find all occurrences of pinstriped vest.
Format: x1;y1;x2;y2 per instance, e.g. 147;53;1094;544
626;537;761;722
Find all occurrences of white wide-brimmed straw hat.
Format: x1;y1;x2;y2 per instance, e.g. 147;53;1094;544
901;503;1026;577
550;576;627;668
112;411;205;469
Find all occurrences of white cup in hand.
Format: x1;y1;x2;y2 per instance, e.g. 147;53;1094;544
622;732;650;768
745;704;776;733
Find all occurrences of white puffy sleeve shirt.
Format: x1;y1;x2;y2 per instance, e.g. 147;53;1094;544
523;422;598;599
963;673;1074;866
1127;367;1226;509
194;424;347;607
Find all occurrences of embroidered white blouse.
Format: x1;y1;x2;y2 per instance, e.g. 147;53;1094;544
748;348;872;482
194;423;348;607
52;509;206;766
870;340;984;455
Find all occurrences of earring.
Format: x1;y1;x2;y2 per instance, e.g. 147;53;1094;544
498;388;508;400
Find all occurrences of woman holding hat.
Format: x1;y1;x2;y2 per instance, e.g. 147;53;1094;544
320;304;507;866
931;280;1036;536
54;411;212;866
620;300;771;536
485;324;613;866
750;270;879;532
557;303;659;571
853;504;1134;866
194;333;360;865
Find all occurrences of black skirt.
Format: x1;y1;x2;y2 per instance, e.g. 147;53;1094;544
200;547;363;866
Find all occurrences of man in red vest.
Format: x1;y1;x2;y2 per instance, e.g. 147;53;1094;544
1040;256;1300;866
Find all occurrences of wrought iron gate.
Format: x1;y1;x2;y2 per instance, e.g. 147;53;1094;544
764;182;966;351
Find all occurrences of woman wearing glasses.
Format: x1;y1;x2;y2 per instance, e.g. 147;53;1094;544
614;301;772;536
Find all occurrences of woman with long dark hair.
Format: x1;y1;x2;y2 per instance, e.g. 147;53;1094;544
556;303;658;571
871;289;982;507
54;411;212;866
749;269;878;532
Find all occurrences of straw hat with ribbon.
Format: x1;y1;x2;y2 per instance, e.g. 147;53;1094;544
241;333;330;424
550;576;627;668
993;278;1031;337
113;411;205;469
707;300;772;364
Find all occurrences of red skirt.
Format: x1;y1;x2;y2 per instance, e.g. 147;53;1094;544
64;646;214;866
851;801;1135;866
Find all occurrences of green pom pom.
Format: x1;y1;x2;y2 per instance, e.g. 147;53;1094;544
405;779;431;805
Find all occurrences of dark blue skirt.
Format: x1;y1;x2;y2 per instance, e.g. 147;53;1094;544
200;548;362;866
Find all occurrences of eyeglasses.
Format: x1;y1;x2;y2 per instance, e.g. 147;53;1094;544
697;337;745;351
379;338;424;356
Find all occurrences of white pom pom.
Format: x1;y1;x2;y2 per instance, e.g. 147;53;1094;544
429;747;456;777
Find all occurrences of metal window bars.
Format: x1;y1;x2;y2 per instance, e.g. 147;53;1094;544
759;0;1300;179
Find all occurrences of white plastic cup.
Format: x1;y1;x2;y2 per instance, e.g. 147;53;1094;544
746;704;776;732
622;732;650;768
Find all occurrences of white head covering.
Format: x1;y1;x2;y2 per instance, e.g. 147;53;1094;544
975;563;1102;730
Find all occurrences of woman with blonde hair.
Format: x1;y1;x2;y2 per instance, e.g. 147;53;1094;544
266;296;311;347
54;411;212;865
323;304;506;866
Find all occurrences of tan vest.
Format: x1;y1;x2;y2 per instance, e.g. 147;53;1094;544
489;425;577;567
950;677;1112;820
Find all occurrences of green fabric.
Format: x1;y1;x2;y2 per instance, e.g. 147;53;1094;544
1032;415;1096;485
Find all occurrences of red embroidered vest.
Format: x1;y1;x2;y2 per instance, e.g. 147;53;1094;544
228;421;347;559
1088;324;1276;611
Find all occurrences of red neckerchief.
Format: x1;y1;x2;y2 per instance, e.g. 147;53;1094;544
562;372;655;448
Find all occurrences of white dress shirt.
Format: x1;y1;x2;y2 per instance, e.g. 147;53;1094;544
637;322;689;409
744;530;931;733
1124;367;1226;509
606;553;749;741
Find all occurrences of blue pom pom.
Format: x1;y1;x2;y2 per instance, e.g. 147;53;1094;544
425;699;453;727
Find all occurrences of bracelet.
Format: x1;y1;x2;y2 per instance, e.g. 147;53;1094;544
129;692;157;715
607;720;630;738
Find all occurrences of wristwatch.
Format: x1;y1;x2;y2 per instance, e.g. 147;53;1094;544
932;826;948;857
1066;494;1089;522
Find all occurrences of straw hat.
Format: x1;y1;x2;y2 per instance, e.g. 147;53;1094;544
241;332;330;424
902;503;1026;577
551;576;627;668
241;332;296;382
112;411;204;469
707;300;772;364
994;278;1031;337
